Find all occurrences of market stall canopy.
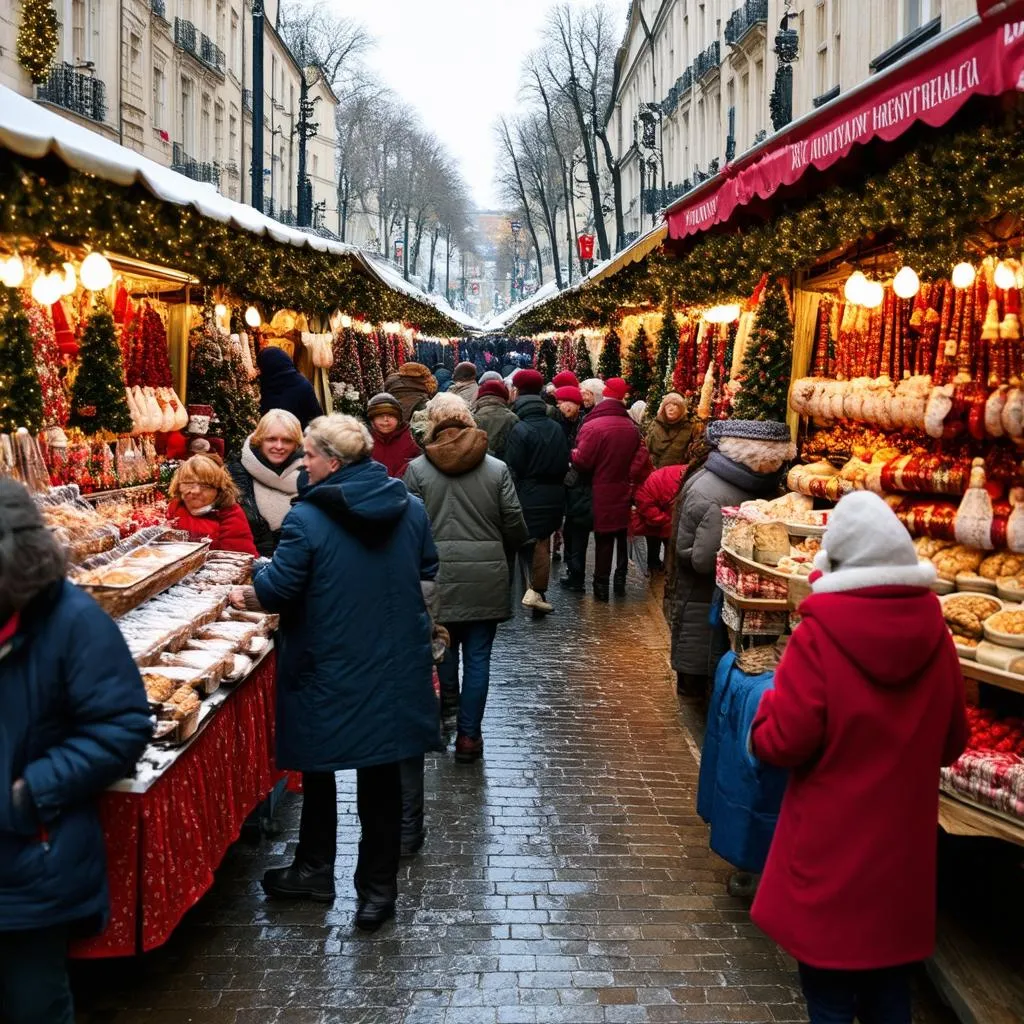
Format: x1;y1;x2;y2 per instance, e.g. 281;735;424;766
666;9;1024;241
480;280;560;334
0;84;478;333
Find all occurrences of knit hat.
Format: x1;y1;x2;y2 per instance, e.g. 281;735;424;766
453;361;478;383
477;380;510;402
629;400;647;425
554;385;583;405
553;371;580;388
513;369;545;395
603;377;628;402
479;370;504;385
366;392;403;423
706;419;791;447
811;491;937;594
580;378;605;401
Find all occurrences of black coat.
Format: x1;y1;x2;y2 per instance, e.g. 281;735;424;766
505;395;569;539
257;348;323;428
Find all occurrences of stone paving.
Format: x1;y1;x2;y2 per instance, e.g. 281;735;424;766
74;568;954;1024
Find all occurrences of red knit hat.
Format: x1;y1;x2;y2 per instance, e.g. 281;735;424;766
477;380;509;402
513;368;545;395
552;371;580;388
603;377;629;401
554;385;583;405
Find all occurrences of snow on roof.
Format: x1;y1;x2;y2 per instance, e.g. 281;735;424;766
479;280;560;334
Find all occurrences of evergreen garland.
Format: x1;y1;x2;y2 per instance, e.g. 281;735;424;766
625;325;654;406
359;329;385;397
732;281;793;421
69;299;133;435
0;288;44;432
574;336;594;380
538;338;558;382
650;306;677;408
25;296;68;427
17;0;59;84
597;327;622;379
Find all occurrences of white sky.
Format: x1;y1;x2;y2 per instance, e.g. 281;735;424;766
324;0;625;210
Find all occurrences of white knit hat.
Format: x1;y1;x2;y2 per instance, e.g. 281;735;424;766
811;491;937;594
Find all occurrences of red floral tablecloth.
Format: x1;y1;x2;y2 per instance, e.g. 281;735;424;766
71;653;279;958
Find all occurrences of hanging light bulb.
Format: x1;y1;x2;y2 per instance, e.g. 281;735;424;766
80;251;113;291
340;314;352;329
892;266;920;299
995;261;1017;291
244;305;261;328
951;262;976;290
60;262;77;296
844;270;868;305
861;280;884;309
31;270;64;306
214;302;227;319
0;255;25;288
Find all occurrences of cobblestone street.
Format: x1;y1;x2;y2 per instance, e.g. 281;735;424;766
74;572;953;1024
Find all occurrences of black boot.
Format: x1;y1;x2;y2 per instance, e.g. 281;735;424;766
613;569;627;596
355;898;396;931
560;571;585;593
262;861;336;903
593;579;610;602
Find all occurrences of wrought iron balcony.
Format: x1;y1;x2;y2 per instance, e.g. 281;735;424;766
174;17;197;55
693;41;721;82
661;68;694;116
200;34;225;73
242;88;252;113
171;142;220;186
37;63;106;122
725;0;768;47
150;0;167;19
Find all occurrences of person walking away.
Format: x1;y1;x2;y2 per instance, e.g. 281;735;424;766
505;369;569;615
404;393;529;763
228;409;304;558
168;453;259;555
632;463;686;576
472;379;519;461
0;479;151;1024
432;364;452;393
230;414;441;931
670;420;793;699
367;392;420;479
750;491;967;1024
383;361;438;429
571;378;649;600
257;347;323;429
449;361;480;406
552;386;590;593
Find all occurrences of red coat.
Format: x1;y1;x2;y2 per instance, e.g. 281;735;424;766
751;587;967;970
572;400;649;534
167;499;259;555
631;464;686;539
371;424;420;479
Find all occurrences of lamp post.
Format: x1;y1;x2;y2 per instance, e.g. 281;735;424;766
510;218;522;305
250;0;265;211
296;73;319;228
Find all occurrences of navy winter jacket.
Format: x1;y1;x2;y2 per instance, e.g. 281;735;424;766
0;581;151;933
505;395;569;539
253;457;442;772
257;347;323;428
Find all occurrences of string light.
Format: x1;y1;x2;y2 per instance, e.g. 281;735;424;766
995;260;1017;291
340;314;352;329
703;303;741;323
244;305;261;327
0;255;24;288
80;251;113;291
951;262;977;290
30;269;63;305
861;280;884;309
892;265;920;299
844;271;868;305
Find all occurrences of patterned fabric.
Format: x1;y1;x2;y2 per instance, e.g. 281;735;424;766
706;419;791;445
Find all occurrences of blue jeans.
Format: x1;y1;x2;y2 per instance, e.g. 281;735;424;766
798;963;913;1024
0;925;75;1023
438;620;498;740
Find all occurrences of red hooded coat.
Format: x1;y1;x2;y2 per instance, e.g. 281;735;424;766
371;423;421;479
750;586;967;970
631;464;686;539
167;499;259;555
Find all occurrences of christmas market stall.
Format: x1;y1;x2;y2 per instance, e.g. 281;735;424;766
0;83;473;957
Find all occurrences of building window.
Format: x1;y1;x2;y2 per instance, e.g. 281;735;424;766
905;0;932;34
214;101;224;162
230;10;238;75
180;75;193;150
229;112;238;160
153;66;166;129
312;153;318;176
833;0;842;86
129;32;142;78
217;0;226;49
200;92;212;159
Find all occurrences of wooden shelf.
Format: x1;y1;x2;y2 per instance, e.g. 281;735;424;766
939;792;1024;848
959;659;1024;696
720;587;789;611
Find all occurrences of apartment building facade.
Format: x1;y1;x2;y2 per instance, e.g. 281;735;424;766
0;0;338;231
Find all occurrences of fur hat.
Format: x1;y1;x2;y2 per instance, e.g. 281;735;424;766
478;380;510;402
603;377;629;402
659;392;687;417
554;385;583;405
396;361;438;396
453;361;478;383
479;370;504;385
811;491;937;594
513;369;545;395
553;371;580;388
366;392;403;423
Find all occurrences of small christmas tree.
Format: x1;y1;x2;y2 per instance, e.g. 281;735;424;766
597;327;622;379
538;338;558;381
732;280;794;421
25;297;68;428
625;325;654;405
574;336;594;380
358;330;385;397
329;325;363;398
17;0;59;83
650;306;677;409
0;288;44;432
69;299;133;435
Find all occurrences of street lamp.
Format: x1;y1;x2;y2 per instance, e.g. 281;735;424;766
509;218;522;304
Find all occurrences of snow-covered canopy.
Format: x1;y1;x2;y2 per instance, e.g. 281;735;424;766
480;280;560;334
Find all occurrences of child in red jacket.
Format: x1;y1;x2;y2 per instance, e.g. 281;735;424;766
751;491;967;1024
630;463;686;573
167;453;259;555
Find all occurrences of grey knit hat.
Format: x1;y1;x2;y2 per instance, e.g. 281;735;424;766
366;392;404;424
479;370;504;385
706;419;791;447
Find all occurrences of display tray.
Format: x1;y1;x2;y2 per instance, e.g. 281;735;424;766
783;520;827;538
959;658;1024;696
939;791;1024;848
720;544;813;582
719;586;789;611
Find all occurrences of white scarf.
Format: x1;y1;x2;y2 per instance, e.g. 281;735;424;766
240;440;302;531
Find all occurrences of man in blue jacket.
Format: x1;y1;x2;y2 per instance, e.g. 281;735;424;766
0;479;152;1023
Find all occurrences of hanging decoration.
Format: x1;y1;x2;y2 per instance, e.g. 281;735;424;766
0;287;45;432
538;338;558;382
68;298;134;435
731;280;795;422
25;296;68;428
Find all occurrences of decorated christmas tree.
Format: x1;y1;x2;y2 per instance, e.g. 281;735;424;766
127;304;174;387
69;299;133;435
329;325;364;397
538;338;558;382
626;325;654;405
574;336;594;380
381;329;399;379
597;327;622;379
732;280;794;421
16;0;59;83
358;330;385;397
25;297;68;427
650;307;677;409
0;288;44;432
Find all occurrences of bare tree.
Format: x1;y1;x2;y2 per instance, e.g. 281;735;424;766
496;117;546;288
279;1;373;87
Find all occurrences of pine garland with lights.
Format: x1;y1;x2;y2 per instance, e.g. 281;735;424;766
358;330;385;397
16;0;59;84
649;307;677;408
25;296;68;427
731;280;793;421
0;288;45;432
68;299;133;435
573;336;594;380
625;324;654;406
597;328;622;380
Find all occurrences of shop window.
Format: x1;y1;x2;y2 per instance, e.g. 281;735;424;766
153;66;166;129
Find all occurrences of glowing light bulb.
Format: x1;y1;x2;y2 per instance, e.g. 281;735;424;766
340;314;352;329
951;262;976;290
844;271;868;305
995;261;1017;291
244;305;261;327
214;302;227;319
80;251;113;290
892;266;920;299
60;262;76;296
0;255;24;288
861;280;884;309
31;270;64;306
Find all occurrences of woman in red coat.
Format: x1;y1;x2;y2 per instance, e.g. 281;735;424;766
631;463;686;574
168;453;259;555
751;491;967;1024
367;392;421;478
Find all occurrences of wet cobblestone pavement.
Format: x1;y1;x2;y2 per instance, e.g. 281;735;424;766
74;569;955;1024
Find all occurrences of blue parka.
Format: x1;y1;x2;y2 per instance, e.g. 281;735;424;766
0;581;151;933
253;457;442;772
697;651;787;874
